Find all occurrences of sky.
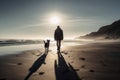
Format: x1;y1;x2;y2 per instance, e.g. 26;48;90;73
0;0;120;39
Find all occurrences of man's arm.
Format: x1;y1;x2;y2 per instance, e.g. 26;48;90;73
61;30;63;40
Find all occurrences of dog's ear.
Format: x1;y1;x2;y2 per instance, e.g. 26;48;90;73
47;40;50;42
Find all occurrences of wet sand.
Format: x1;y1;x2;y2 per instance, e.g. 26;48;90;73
0;41;120;80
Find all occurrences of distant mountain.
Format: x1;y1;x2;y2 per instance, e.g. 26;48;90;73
80;19;120;39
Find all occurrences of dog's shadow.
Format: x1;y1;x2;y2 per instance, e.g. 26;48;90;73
24;49;48;80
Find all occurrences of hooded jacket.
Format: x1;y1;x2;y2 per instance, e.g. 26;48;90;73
54;26;63;40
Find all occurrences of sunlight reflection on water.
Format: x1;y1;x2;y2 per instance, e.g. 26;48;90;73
0;39;93;56
0;44;43;56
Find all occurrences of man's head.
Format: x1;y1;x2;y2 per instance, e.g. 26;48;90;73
57;25;60;28
47;39;50;42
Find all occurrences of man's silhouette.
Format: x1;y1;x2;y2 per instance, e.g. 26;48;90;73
54;25;64;52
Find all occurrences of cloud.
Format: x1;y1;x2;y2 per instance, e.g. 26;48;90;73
65;17;94;22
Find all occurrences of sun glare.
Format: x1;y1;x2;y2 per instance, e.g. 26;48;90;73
50;16;61;25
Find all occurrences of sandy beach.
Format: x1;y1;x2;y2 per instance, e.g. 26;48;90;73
0;41;120;80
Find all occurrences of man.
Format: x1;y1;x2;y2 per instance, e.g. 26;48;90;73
54;25;64;52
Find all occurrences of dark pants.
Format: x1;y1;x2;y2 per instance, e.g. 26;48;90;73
56;40;61;51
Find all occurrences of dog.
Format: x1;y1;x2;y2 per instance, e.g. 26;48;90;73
43;40;50;50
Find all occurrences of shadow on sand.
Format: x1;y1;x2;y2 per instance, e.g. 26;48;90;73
24;49;48;80
54;52;81;80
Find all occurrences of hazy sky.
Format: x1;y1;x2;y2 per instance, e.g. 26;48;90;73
0;0;120;39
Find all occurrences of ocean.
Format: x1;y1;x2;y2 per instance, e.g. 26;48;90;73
0;39;93;56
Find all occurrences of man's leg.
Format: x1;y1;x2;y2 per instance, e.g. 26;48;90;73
57;40;59;50
58;40;61;51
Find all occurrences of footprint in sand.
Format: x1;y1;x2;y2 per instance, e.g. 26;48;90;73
75;69;80;71
36;54;41;56
61;51;65;53
81;65;86;68
64;52;68;55
17;63;22;65
89;69;95;72
79;57;85;61
32;53;35;55
39;72;45;75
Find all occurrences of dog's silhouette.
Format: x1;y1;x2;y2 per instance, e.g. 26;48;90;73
43;40;50;50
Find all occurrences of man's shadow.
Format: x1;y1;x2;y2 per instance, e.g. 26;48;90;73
24;49;48;80
54;52;81;80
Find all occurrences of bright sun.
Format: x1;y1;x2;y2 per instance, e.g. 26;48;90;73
50;16;61;25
